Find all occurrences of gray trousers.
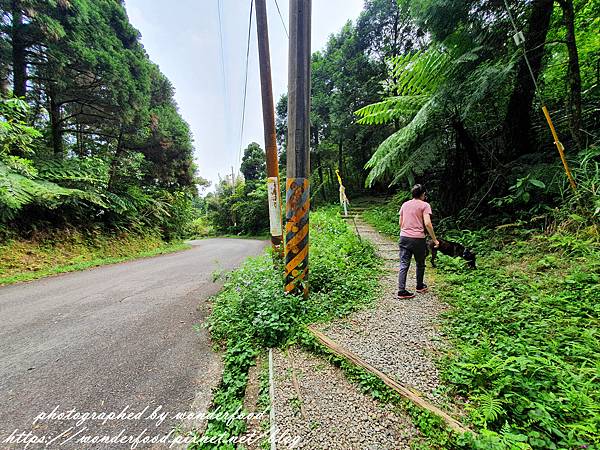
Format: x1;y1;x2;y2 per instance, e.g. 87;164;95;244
398;236;426;292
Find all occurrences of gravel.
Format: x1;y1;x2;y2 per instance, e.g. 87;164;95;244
318;219;449;402
271;346;417;449
261;216;453;449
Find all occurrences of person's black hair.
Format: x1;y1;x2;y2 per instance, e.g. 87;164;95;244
411;184;426;199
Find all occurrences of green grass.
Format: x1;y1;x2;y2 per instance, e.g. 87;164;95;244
362;202;600;449
0;230;190;285
188;207;382;448
436;230;600;449
361;194;406;238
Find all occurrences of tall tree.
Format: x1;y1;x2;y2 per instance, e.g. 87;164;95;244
557;0;583;148
10;0;26;97
503;0;555;159
0;0;198;236
240;142;266;183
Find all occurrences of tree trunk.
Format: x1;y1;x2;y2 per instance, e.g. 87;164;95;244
559;0;583;149
11;0;27;98
337;137;344;180
108;128;124;191
391;0;399;58
313;128;327;201
328;166;336;195
503;0;554;160
76;122;85;157
453;118;483;173
0;62;9;96
49;91;64;156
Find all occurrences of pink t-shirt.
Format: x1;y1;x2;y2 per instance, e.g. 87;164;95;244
399;199;432;238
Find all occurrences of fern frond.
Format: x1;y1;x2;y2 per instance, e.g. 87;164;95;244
355;95;427;125
476;392;504;423
0;161;107;218
388;48;452;97
36;157;109;187
364;97;440;187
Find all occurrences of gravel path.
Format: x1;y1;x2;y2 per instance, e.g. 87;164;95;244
271;346;417;449
264;214;454;449
318;218;449;402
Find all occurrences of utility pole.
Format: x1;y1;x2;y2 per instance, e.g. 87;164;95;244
255;0;283;256
285;0;311;297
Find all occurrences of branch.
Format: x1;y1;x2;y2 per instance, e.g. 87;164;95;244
62;128;119;140
58;111;113;125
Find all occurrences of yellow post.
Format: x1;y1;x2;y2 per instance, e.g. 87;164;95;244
335;169;349;216
542;106;577;192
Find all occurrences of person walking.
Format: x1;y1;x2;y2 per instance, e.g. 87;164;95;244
397;184;439;299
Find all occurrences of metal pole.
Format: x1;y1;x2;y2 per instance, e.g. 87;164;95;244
255;0;284;256
542;106;577;191
503;0;577;193
285;0;311;297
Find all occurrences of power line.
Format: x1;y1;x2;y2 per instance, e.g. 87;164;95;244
216;0;232;173
217;0;227;91
502;0;540;97
273;0;289;38
238;0;254;169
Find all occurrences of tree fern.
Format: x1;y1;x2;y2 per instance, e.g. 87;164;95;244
355;95;428;126
363;93;449;187
356;48;451;126
357;45;505;187
36;157;109;188
389;49;452;97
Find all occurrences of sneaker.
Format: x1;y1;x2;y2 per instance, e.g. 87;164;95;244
397;290;415;299
416;284;428;293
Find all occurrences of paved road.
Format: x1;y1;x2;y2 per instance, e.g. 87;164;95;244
0;238;266;449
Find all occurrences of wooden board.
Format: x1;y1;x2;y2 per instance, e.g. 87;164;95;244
308;327;473;435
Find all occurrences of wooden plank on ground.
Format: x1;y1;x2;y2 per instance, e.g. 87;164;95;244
308;327;473;435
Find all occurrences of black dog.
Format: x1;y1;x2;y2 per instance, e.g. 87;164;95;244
427;238;476;268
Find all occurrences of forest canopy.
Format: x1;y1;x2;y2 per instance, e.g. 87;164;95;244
274;0;599;225
0;0;198;238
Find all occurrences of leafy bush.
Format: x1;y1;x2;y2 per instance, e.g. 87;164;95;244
185;217;214;238
205;180;269;236
208;208;381;349
437;233;600;449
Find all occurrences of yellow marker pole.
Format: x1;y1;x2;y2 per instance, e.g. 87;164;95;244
335;169;349;216
542;106;577;192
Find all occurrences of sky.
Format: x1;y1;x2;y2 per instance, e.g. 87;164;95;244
125;0;365;189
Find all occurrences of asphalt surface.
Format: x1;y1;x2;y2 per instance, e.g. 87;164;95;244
0;238;266;449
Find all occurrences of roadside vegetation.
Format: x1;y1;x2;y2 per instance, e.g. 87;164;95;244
1;2;205;281
190;208;382;448
0;230;188;285
361;153;599;448
437;227;599;449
